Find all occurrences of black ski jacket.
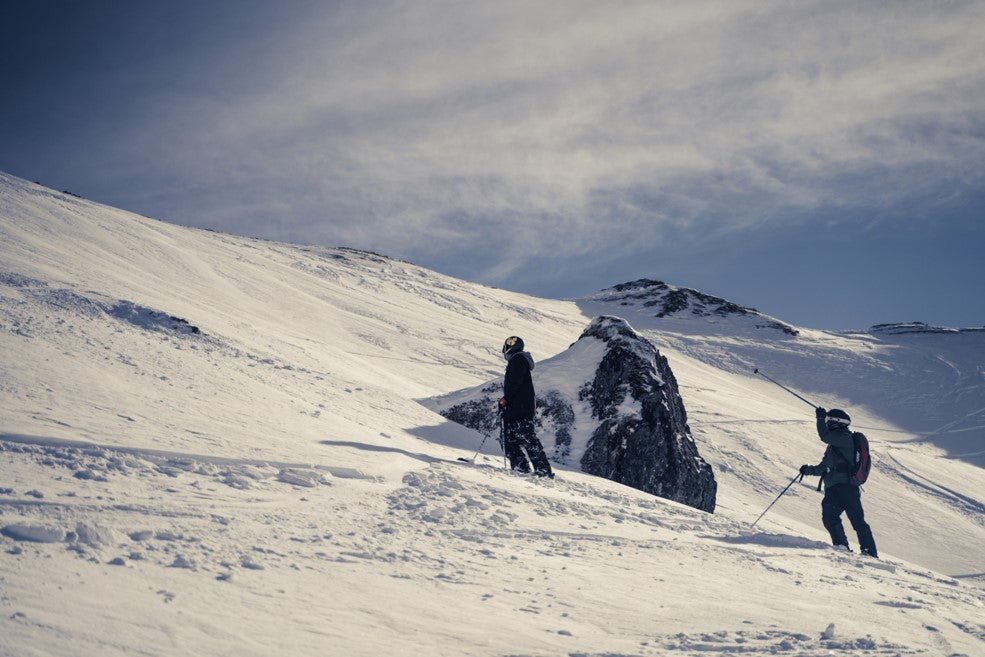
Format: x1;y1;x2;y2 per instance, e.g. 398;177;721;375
803;417;855;489
503;351;536;422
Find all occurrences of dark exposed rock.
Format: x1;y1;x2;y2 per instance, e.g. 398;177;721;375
107;301;203;335
538;390;576;462
866;322;985;335
440;384;504;442
577;317;716;512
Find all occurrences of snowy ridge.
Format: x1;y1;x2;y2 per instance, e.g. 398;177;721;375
584;279;799;336
2;172;984;656
865;322;985;335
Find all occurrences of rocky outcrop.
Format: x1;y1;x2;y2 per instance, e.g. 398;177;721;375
867;322;985;335
588;279;798;336
576;317;716;512
430;316;717;512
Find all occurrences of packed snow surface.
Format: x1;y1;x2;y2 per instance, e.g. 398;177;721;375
1;172;984;656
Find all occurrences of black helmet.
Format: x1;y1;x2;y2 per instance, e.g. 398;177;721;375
826;408;851;427
502;336;524;357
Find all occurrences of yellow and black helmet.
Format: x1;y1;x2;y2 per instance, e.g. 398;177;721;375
502;335;524;357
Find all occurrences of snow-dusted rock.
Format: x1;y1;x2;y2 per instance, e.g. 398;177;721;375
577;317;717;512
866;322;985;335
585;279;798;336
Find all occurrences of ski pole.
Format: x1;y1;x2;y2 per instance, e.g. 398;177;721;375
753;368;818;409
499;412;508;469
751;472;804;527
457;431;490;463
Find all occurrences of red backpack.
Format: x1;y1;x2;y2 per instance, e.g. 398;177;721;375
849;431;871;486
820;431;871;490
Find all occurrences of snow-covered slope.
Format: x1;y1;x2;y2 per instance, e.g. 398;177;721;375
2;172;983;657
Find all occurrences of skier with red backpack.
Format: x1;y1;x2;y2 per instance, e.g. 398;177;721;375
800;407;878;558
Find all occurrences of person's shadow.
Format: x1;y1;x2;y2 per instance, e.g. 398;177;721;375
319;417;496;465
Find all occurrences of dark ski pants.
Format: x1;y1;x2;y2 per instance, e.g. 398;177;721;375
503;418;553;477
822;483;878;557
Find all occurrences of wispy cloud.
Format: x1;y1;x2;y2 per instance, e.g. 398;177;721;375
21;1;985;291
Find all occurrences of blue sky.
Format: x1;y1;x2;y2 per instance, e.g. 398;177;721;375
2;1;983;330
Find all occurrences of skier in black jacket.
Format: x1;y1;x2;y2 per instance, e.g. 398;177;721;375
498;336;553;478
800;407;878;557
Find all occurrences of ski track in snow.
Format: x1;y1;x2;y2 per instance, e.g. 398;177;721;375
883;448;985;518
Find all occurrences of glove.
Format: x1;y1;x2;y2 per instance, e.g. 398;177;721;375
815;406;826;419
799;464;809;476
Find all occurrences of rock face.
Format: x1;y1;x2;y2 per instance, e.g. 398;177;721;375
576;317;716;512
431;316;717;513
